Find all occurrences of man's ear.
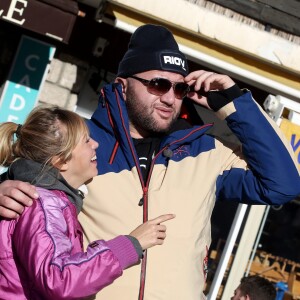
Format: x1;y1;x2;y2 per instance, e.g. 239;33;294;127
245;294;251;300
115;77;127;99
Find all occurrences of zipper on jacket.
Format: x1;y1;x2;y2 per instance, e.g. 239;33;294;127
100;89;106;107
102;90;121;165
137;145;174;300
138;186;148;300
138;187;149;206
137;126;212;300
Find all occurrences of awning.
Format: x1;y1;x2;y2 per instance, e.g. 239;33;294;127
0;0;81;43
100;0;300;102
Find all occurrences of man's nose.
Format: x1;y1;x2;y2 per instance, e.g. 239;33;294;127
160;88;176;105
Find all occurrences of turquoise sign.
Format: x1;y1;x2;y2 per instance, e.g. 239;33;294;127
0;35;55;123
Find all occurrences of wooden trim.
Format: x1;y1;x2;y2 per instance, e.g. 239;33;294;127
105;2;300;92
209;0;300;36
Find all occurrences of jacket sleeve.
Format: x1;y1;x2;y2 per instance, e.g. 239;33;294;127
13;197;139;299
215;91;300;205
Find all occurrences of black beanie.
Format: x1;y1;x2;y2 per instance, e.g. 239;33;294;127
117;24;189;78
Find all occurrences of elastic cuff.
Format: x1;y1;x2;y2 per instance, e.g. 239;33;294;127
207;84;243;112
106;235;139;269
126;235;143;259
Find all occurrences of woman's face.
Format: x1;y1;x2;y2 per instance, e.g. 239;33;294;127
60;134;98;189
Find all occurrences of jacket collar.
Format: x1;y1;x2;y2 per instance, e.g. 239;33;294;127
8;158;84;214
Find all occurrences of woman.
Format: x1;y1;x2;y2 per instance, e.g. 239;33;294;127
0;106;174;299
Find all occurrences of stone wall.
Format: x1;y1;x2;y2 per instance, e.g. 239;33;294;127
38;54;90;111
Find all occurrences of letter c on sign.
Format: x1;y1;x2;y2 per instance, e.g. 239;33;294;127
25;55;39;71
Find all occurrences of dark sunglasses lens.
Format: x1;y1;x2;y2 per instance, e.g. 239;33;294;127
148;78;172;96
174;83;190;98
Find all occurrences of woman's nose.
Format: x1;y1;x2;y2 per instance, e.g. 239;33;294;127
90;138;99;149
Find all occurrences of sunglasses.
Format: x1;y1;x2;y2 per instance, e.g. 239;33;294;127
128;75;190;99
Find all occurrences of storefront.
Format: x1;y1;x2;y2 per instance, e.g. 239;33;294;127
94;2;300;299
0;1;299;298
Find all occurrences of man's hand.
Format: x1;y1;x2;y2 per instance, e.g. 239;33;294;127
185;70;235;109
0;180;38;218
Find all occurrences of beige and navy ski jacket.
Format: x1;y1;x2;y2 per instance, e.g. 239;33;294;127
79;83;300;300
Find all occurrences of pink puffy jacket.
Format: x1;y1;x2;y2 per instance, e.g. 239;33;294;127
0;187;139;299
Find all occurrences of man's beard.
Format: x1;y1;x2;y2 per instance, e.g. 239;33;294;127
126;87;178;137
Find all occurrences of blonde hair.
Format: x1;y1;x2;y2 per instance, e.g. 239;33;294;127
0;106;89;167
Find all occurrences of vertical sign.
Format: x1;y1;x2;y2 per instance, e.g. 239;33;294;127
280;118;300;171
0;35;56;123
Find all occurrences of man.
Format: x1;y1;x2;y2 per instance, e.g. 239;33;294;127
0;24;299;299
231;275;276;300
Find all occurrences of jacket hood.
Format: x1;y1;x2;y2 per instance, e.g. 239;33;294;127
90;83;129;136
8;158;84;213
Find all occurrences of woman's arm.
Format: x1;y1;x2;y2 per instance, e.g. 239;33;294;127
13;193;136;299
